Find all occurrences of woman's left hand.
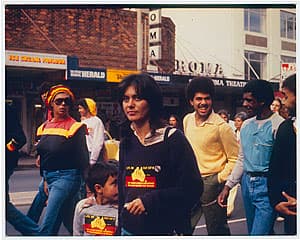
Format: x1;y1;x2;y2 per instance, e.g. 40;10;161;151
124;198;146;215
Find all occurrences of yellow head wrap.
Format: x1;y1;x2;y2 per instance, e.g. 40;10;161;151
85;98;97;116
45;84;75;108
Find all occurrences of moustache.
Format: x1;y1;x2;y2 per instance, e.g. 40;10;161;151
197;103;208;108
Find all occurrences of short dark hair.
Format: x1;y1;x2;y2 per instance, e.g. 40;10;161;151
118;73;164;129
77;98;89;111
243;80;274;107
186;77;215;101
282;74;296;96
85;161;118;194
38;82;52;96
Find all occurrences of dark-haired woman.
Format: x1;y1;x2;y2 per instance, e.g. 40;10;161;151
117;73;203;235
168;114;183;131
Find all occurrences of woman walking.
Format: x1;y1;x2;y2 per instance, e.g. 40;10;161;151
36;84;89;235
117;73;203;235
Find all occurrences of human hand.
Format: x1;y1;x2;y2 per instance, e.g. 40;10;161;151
35;155;40;167
43;180;49;197
43;180;49;206
217;185;231;208
124;198;146;215
83;196;96;208
275;192;296;216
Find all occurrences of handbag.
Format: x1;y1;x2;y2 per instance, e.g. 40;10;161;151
102;130;119;161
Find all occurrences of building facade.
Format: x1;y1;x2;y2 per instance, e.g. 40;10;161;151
172;7;296;82
5;6;175;153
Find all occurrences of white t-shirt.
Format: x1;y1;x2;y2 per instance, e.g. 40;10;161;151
82;116;105;165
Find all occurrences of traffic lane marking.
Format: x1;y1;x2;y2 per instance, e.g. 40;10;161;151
195;218;246;229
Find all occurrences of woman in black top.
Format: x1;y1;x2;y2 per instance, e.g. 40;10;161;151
117;73;203;235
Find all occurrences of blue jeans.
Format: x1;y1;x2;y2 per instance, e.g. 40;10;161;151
6;169;40;235
27;178;48;223
77;175;87;200
39;169;81;235
241;172;276;235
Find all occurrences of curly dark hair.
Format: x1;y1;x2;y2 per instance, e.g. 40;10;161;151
243;79;274;107
186;76;215;101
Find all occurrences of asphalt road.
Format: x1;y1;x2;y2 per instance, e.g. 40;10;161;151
6;168;285;236
9;168;41;193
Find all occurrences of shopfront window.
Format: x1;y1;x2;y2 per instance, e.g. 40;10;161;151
244;8;266;34
280;11;296;40
244;50;267;80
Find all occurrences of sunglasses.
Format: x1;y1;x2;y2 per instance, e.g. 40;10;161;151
53;97;72;106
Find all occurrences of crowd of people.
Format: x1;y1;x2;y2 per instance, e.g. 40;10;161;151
5;72;296;236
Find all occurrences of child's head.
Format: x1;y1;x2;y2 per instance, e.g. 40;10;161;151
85;160;119;205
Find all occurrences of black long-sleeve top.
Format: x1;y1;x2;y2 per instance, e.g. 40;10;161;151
36;116;89;173
268;118;296;208
118;126;203;235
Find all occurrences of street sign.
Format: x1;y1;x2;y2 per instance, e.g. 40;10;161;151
281;62;296;81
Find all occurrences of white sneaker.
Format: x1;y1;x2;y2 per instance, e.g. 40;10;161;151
276;216;285;222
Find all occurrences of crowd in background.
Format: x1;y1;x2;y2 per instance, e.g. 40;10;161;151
5;73;296;236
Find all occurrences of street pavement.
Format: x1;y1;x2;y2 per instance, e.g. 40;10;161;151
16;155;37;170
9;156;38;206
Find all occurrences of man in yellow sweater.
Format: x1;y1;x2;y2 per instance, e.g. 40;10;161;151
183;77;239;235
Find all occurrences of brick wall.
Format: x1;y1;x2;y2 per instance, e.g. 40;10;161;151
5;6;175;73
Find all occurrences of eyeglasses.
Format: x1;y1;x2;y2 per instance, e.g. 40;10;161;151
53;97;72;106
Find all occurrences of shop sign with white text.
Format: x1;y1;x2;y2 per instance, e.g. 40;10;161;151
5;50;67;69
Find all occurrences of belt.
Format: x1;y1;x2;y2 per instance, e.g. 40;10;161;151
246;171;268;177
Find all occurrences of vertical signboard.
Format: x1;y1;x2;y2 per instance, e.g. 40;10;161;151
149;9;162;61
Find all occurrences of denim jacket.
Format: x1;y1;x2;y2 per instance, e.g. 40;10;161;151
241;114;284;172
226;113;284;189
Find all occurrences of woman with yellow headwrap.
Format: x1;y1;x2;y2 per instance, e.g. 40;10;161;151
35;84;89;235
77;98;105;166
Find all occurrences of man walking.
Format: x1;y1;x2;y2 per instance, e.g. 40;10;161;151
6;101;39;235
268;74;296;235
218;79;284;235
183;76;239;235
